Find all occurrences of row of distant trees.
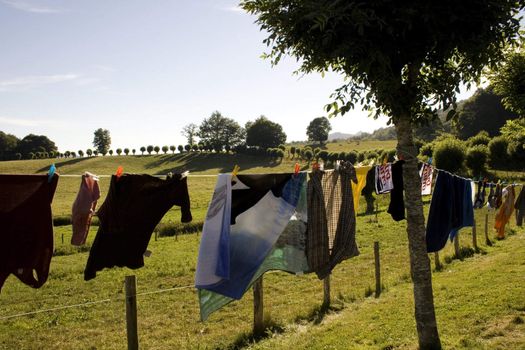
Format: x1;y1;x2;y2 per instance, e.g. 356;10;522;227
73;114;332;158
0;132;57;160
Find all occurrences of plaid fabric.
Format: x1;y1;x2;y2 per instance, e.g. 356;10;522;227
306;161;359;279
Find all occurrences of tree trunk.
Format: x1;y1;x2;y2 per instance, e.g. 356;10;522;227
394;116;442;350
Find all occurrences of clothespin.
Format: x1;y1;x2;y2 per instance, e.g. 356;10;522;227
294;163;300;176
335;160;340;171
115;166;123;181
427;157;432;165
47;164;56;183
232;165;240;177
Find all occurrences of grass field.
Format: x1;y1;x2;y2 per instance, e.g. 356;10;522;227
0;142;524;349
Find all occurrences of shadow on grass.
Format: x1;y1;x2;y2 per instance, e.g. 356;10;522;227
37;157;90;172
294;301;344;326
220;317;285;350
150;153;283;175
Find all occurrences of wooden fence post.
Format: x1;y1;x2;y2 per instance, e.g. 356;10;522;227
434;252;442;270
323;275;331;307
125;275;139;350
472;219;478;250
374;241;381;297
454;233;460;258
61;233;64;244
253;277;264;336
484;213;491;245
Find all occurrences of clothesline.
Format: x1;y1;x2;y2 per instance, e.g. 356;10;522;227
0;284;195;321
0;268;311;321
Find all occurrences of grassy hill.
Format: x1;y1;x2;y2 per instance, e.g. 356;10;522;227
0;139;524;349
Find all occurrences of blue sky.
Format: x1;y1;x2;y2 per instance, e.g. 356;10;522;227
0;0;477;152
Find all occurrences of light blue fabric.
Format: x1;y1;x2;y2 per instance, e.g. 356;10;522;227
199;174;308;320
202;173;305;299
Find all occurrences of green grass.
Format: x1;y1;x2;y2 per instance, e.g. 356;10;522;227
0;145;524;349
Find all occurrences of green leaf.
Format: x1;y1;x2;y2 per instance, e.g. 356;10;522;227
445;109;456;121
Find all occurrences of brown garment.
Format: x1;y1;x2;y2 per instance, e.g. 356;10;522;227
515;187;525;226
84;173;192;280
494;185;515;239
0;174;59;292
306;162;359;280
71;172;100;246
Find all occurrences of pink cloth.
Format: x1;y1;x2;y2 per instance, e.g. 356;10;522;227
71;173;100;245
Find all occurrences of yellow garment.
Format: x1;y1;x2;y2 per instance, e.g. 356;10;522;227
494;185;515;239
352;166;372;212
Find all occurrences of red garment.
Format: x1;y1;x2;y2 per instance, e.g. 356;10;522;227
71;172;100;246
0;174;59;292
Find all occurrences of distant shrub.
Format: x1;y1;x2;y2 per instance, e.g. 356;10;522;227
318;150;329;162
156;221;203;237
342;150;357;164
108;149;113;156
278;144;286;151
116;148;122;155
419;143;433;158
488;136;509;168
192;144;199;152
124;148;130;155
465;145;489;176
153;146;160;154
433;138;466;173
161;146;169;154
366;151;378;160
467;131;491;147
385;149;397;162
357;152;365;163
184;144;191;152
304;149;313;161
53;215;72;226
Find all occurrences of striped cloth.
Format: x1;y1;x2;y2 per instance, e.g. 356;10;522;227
306;162;359;280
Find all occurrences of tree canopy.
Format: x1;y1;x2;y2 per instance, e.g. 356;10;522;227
454;87;518;139
491;50;525;116
242;1;522;124
0;131;20;160
17;134;57;158
93;128;111;155
198;111;245;152
246;115;287;149
181;123;199;145
306;117;331;144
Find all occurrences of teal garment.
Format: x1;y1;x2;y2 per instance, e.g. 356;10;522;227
199;176;309;321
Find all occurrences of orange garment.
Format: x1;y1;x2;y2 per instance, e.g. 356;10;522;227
494;185;515;239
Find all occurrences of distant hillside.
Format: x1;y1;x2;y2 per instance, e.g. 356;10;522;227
328;132;361;141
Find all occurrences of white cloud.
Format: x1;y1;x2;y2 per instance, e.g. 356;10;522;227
0;74;80;91
1;0;64;13
0;116;39;127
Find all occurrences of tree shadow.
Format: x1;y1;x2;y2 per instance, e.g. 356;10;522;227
220;320;285;350
150;153;282;175
36;157;90;172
